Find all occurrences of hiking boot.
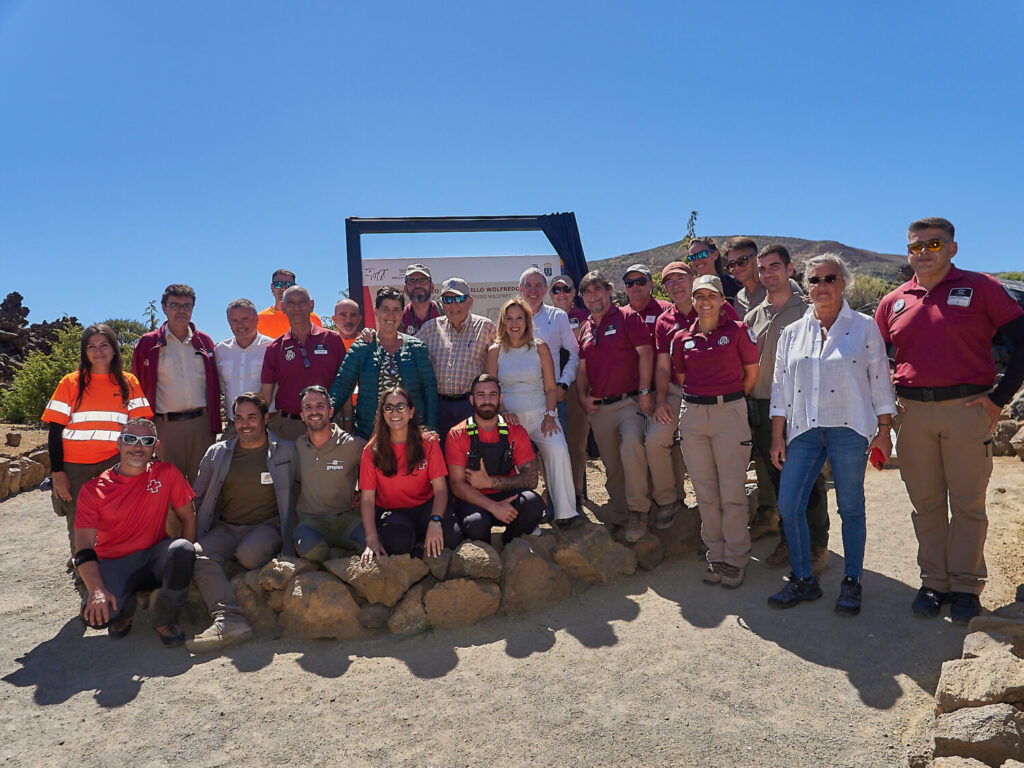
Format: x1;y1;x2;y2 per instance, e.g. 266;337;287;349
810;545;830;575
186;614;253;654
749;506;780;541
719;563;746;589
702;562;723;585
768;573;823;609
624;509;649;543
654;502;677;530
911;586;948;619
764;541;790;568
835;576;862;616
949;592;982;625
554;514;585;531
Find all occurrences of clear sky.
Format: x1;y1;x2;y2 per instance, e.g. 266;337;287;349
2;1;1021;341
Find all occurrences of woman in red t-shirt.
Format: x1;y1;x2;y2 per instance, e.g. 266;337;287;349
359;387;459;565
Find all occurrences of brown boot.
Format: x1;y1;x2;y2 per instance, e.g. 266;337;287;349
749;506;780;541
764;540;790;568
811;545;831;576
624;508;649;543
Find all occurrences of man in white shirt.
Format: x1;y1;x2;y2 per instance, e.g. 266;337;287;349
216;299;272;439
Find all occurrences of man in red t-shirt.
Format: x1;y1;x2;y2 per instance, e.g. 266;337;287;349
445;375;546;543
74;418;197;647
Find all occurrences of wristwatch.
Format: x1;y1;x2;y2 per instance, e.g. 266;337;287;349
429;514;443;524
558;382;569;391
545;409;557;418
638;387;651;396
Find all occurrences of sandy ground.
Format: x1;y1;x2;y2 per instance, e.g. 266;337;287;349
1;458;1022;768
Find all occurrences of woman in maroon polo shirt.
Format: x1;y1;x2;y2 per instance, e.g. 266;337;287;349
671;275;759;588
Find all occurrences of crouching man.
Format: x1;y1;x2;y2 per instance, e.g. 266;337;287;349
74;418;197;647
187;392;297;653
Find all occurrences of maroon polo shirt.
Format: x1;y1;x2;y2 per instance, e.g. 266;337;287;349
623;297;672;343
654;302;740;355
875;265;1023;389
401;301;441;336
567;305;590;336
670;319;758;397
579;304;651;399
261;324;347;414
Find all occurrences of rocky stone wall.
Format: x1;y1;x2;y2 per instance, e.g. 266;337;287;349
0;292;77;387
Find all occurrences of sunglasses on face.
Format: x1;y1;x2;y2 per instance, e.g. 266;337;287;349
686;250;710;263
623;276;650;288
725;255;751;270
907;238;948;254
272;280;296;289
550;286;572;295
121;434;157;447
807;274;842;285
383;402;409;413
441;295;469;304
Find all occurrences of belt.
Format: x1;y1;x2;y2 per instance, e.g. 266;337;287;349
683;391;745;405
895;384;989;403
594;390;639;406
278;411;304;420
439;392;470;402
156;408;205;422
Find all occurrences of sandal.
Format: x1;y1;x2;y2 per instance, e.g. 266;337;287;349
155;623;186;648
108;617;133;639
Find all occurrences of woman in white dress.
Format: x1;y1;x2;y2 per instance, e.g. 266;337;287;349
485;298;583;530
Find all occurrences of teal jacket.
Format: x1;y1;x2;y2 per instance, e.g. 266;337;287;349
329;333;438;438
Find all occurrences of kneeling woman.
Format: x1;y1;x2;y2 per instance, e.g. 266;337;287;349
359;388;460;564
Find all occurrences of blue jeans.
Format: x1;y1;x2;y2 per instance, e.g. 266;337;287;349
777;427;868;580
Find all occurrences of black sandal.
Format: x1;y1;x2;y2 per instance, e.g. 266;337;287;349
108;617;133;639
155;623;185;648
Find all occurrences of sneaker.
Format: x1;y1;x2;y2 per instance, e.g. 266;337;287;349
764;541;791;568
835;576;862;616
624;509;649;543
911;586;948;619
186;614;254;654
810;546;830;575
554;514;585;531
719;563;746;589
654;502;677;530
749;506;780;541
702;562;723;585
949;592;982;625
768;573;823;609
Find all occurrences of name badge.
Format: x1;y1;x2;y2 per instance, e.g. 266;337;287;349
314;344;329;355
948;287;973;307
645;315;656;323
569;318;579;329
604;323;617;336
260;472;273;485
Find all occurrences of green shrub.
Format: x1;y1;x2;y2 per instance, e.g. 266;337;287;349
846;273;895;312
0;324;82;423
101;317;148;350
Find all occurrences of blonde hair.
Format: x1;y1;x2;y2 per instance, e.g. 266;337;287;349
496;297;535;351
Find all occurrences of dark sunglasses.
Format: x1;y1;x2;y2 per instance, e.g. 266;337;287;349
623;276;650;288
550;286;572;295
807;274;842;285
906;238;948;254
441;295;469;304
686;250;710;263
382;402;409;413
725;255;751;270
121;434;157;446
272;280;296;289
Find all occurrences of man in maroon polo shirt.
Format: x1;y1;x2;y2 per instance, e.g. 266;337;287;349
620;263;672;340
260;285;347;441
876;216;1024;624
577;271;654;542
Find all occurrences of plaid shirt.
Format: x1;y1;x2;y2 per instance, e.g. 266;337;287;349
416;313;497;396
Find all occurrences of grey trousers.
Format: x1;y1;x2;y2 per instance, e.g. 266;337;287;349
193;521;280;619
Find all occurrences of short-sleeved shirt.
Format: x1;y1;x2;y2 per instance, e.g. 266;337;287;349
670;319;759;397
257;307;322;339
567;306;590;338
875;265;1024;389
743;292;809;400
359;434;447;509
623;297;673;342
43;372;152;464
416;314;497;396
295;424;363;516
401;301;441;336
219;442;278;525
654;302;740;355
261;325;347;414
444;419;535;496
216;334;273;421
76;462;195;560
578;305;652;399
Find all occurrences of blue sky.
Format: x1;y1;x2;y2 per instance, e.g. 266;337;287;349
2;1;1021;341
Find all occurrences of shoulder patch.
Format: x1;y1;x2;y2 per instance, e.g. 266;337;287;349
893;298;906;313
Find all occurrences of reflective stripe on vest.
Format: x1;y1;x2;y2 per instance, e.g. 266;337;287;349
63;429;122;442
69;410;130;425
45;399;72;416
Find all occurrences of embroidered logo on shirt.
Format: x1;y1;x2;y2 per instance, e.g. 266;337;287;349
285;349;296;361
718;336;730;346
325;459;345;471
948;287;973;307
407;325;416;334
146;479;162;494
893;298;906;313
683;340;696;350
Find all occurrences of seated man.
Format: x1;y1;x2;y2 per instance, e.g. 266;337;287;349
74;418;197;647
293;385;366;562
187;392;297;653
445;374;545;543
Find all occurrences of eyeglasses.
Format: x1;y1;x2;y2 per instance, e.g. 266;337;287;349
406;277;430;286
686;250;710;263
623;276;650;288
725;255;751;270
441;295;469;304
907;238;948;254
382;402;409;413
120;434;157;447
165;301;194;312
662;276;690;287
807;274;842;285
272;280;296;289
550;286;572;295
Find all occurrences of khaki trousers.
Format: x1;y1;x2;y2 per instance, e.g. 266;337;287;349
680;398;752;569
589;396;651;523
155;411;213;485
268;412;307;441
897;396;992;594
194;521;281;619
645;382;687;507
564;380;591;497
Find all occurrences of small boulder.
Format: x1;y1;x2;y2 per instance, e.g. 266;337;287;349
28;449;50;474
424;549;451;580
17;458;45;491
388;581;430;636
524;532;557;561
992;420;1021;457
231;574;278;631
448;541;502;581
423;578;500;629
935;650;1024;713
653;505;702;560
631;533;665;571
5;464;21;497
267;589;285;613
0;459;10;500
551;524;637;584
1010;424;1024;461
326;554;429;607
359;603;392;630
934;703;1024;765
280;572;367;639
256;557;318;591
501;538;571;614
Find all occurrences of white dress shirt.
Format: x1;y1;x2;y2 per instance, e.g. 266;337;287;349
769;300;896;443
216;333;273;420
530;303;579;387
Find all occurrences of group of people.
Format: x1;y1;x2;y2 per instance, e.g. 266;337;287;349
46;217;1024;653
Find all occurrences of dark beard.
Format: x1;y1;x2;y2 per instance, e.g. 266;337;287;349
474;404;499;420
410;288;430;302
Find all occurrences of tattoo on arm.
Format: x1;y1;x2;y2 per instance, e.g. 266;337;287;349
490;458;539;491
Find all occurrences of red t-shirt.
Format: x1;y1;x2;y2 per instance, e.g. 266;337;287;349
359;434;447;510
875;266;1023;388
670;320;759;397
76;462;195;560
444;419;535;496
623;297;673;343
578;305;652;399
654;303;740;355
261;324;347;414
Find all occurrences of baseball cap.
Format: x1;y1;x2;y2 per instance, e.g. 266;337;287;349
622;263;652;280
440;277;470;296
550;275;574;289
661;261;693;279
404;263;432;280
692;275;724;294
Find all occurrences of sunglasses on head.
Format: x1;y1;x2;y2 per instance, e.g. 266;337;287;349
121;434;157;447
725;255;751;270
383;402;409;413
550;285;572;295
623;276;650;288
686;250;710;263
441;295;469;304
907;238;948;254
272;280;296;289
807;274;842;285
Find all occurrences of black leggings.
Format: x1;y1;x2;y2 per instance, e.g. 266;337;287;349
376;500;461;557
455;490;545;544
